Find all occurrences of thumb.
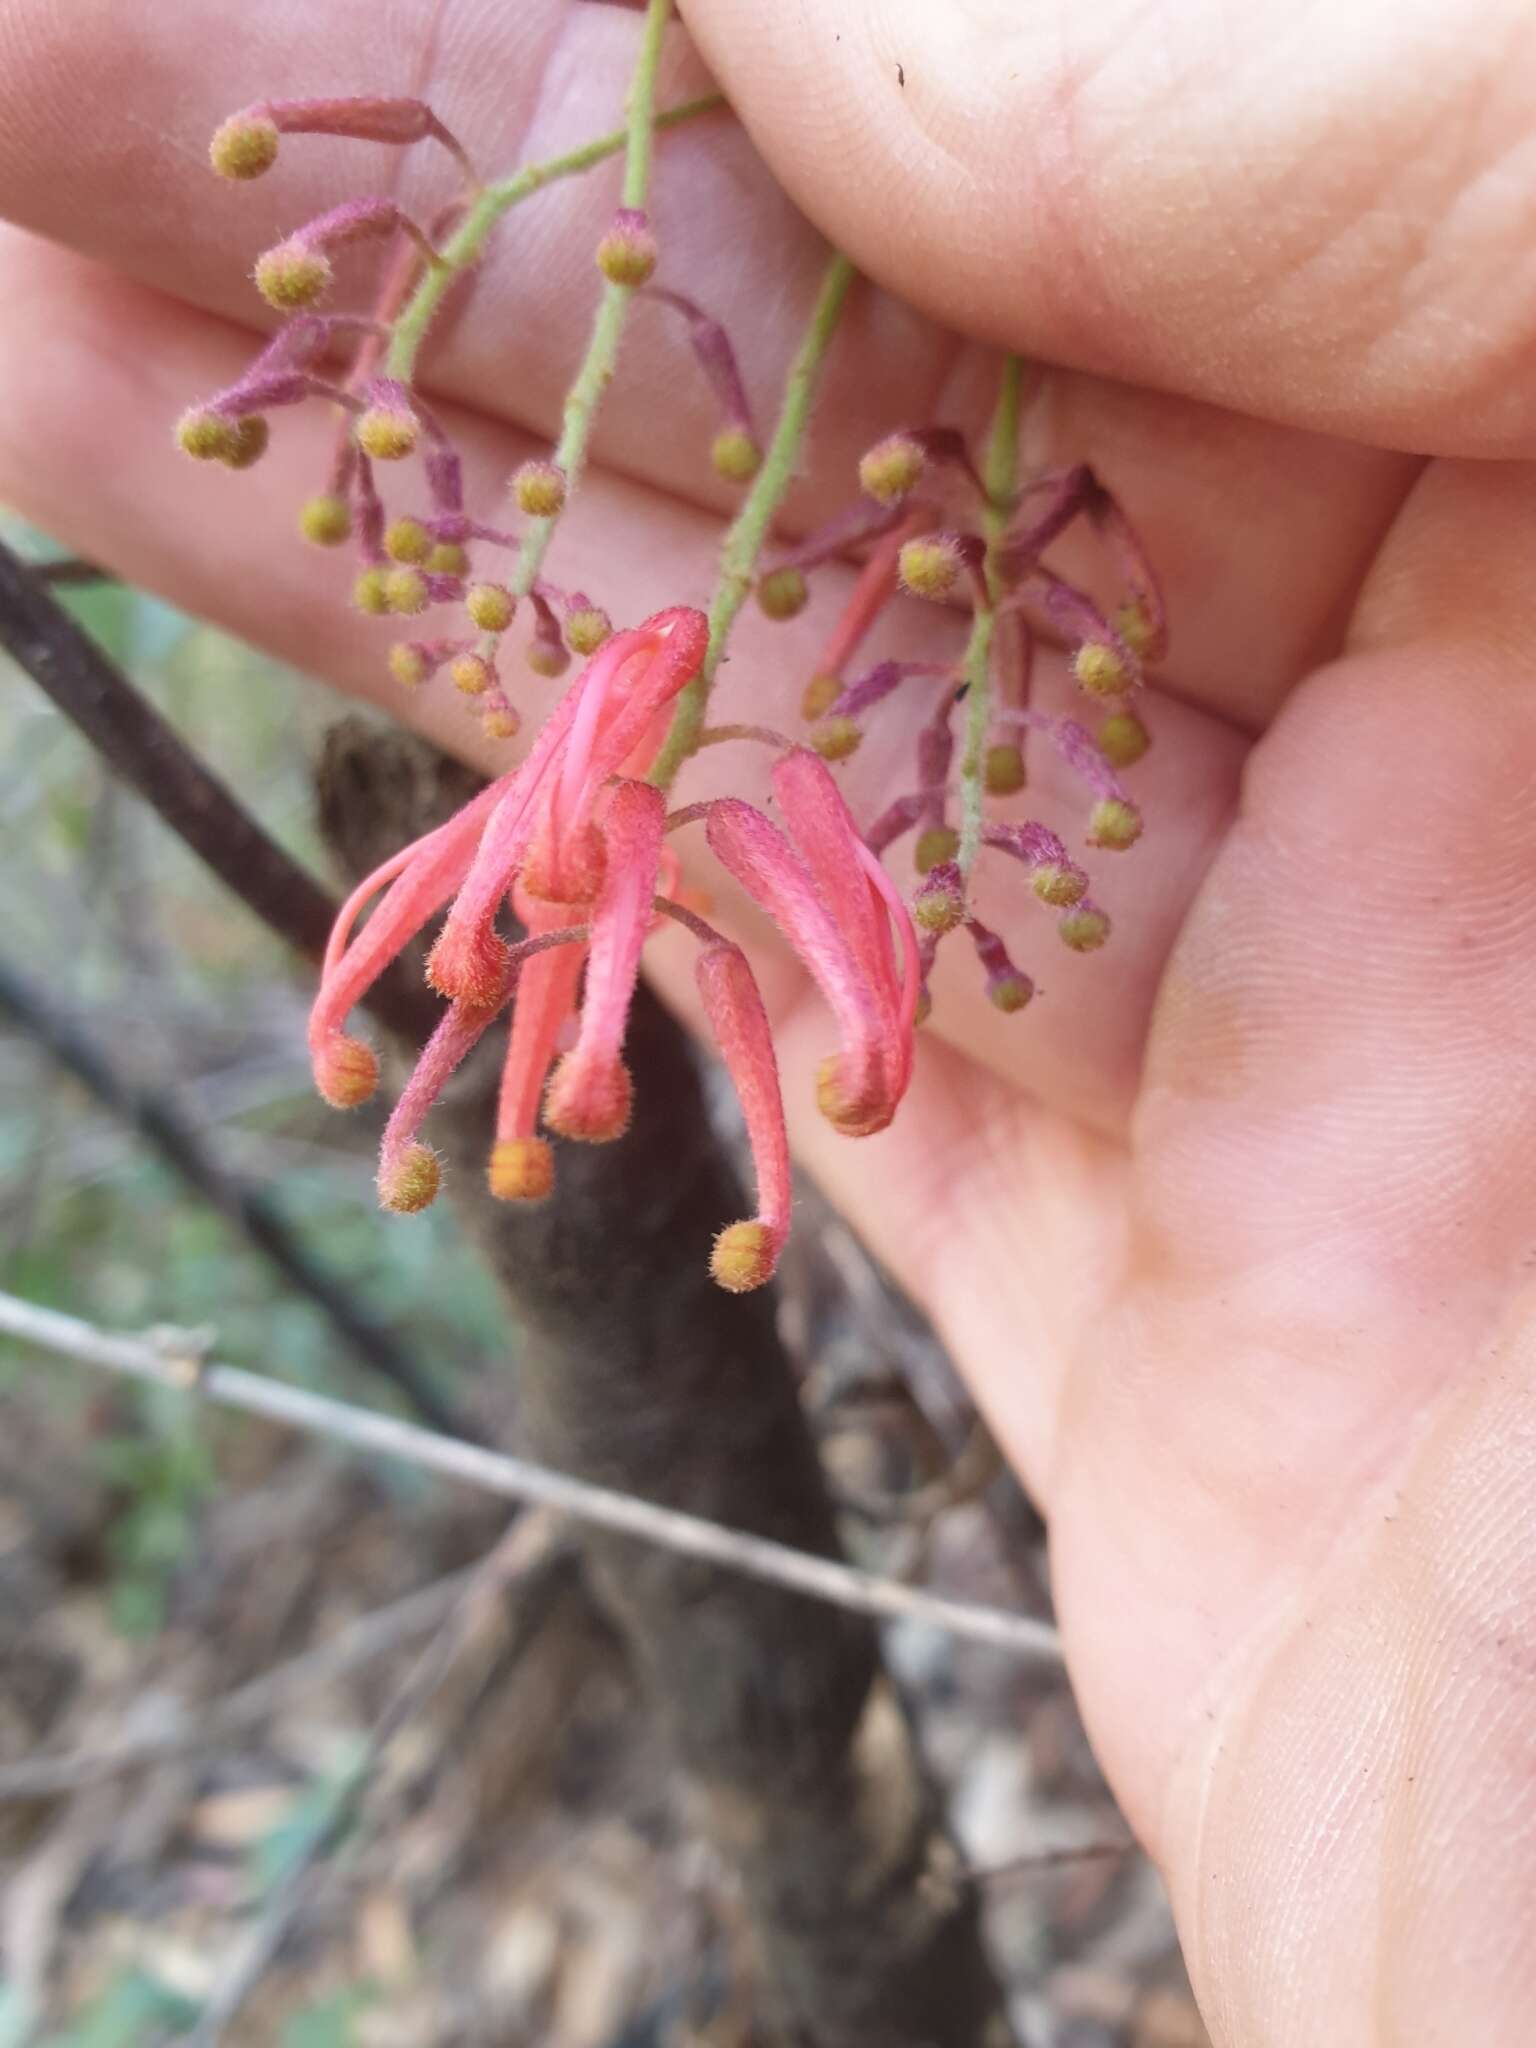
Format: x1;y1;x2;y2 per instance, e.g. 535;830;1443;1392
680;0;1536;456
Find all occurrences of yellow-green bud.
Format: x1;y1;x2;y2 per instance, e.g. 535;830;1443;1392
913;826;959;874
595;212;658;287
300;494;352;547
989;973;1034;1014
388;643;430;689
378;1143;441;1214
1072;641;1130;697
1032;863;1087;908
800;673;841;722
384;567;429;616
898;535;962;600
810;717;862;762
176;409;238;462
1097;710;1150;770
1116;600;1158;659
526;639;570;680
564;607;611;657
384;518;432;564
913;875;965;937
757;566;808;622
357;406;418;462
465;582;515;633
209;114;279;181
482;702;522;741
254;242;331;311
220;416;269;471
858;432;925;505
710;1220;777;1294
1058;906;1111;953
512;460;567;519
1088;797;1143;851
983;743;1026;797
426;541;468;577
352;568;391;615
711;427;761;483
450;653;494;697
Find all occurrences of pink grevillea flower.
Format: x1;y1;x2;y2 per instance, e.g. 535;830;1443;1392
308;609;920;1290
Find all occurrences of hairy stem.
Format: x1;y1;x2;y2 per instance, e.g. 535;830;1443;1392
958;354;1025;877
649;250;856;788
507;0;674;599
383;86;720;386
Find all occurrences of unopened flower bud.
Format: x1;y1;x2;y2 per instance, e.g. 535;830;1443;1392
757;566;808;621
384;517;432;563
898;534;962;600
711;426;761;483
710;1219;778;1294
357;395;418;462
1058;905;1111;953
315;1033;378;1109
1088;797;1142;851
800;673;840;721
913;825;959;873
426;540;468;577
564;605;611;657
810;716;861;762
254;240;332;310
353;567;391;615
913;861;965;936
1072;641;1130;697
388;641;430;689
384;566;429;615
488;1136;554;1203
988;970;1034;1014
176;408;238;462
209;113;279;180
526;639;570;679
465;582;515;633
858;431;926;505
481;699;522;741
300;494;352;546
1032;863;1087;908
450;652;495;697
219;416;269;471
1097;710;1150;769
511;459;567;519
983;743;1026;796
1116;600;1158;658
595;207;657;287
378;1143;441;1213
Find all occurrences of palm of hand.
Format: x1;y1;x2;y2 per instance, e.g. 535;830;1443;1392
1;0;1533;2038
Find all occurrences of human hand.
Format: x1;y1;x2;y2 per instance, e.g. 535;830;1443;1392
1;2;1534;2039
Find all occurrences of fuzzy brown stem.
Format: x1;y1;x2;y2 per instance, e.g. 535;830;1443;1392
317;720;1019;2048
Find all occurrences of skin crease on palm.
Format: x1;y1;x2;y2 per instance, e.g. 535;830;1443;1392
0;0;1534;2035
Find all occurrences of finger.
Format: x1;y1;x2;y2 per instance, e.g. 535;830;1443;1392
0;231;1242;1134
0;0;1417;722
682;0;1536;455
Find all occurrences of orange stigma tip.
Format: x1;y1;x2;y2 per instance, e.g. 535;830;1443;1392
488;1137;555;1203
315;1035;379;1109
710;1220;779;1294
378;1144;441;1213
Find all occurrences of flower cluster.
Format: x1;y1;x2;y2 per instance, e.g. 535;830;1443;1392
177;84;1163;1293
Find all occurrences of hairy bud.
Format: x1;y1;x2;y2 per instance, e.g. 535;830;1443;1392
596;207;658;287
511;459;567;519
488;1136;554;1204
983;742;1026;796
564;605;612;657
352;568;391;615
858;432;926;505
1032;862;1087;908
299;494;352;546
1071;641;1130;697
913;860;965;936
710;1219;778;1294
426;540;468;577
810;716;861;762
384;517;432;564
800;672;840;722
526;638;570;680
209;113;280;180
176;408;238;462
449;652;495;697
383;567;429;616
378;1143;441;1214
1088;797;1143;851
989;971;1034;1013
482;698;522;741
1058;904;1111;952
254;240;332;311
465;582;515;633
711;426;761;483
757;566;808;621
388;642;430;689
357;389;419;462
898;534;962;600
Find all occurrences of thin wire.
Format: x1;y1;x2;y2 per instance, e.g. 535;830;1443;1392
0;1289;1062;1664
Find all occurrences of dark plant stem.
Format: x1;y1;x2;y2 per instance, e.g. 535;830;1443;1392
318;722;1019;2048
0;953;463;1437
